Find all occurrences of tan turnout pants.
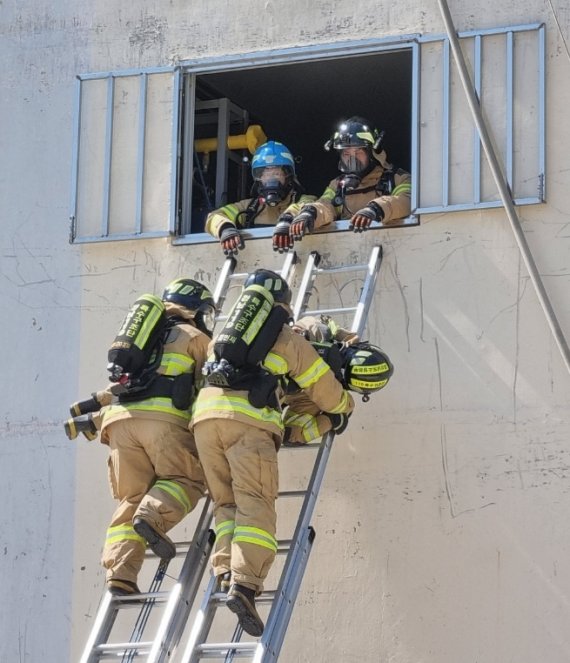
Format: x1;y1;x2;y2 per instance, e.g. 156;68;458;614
102;418;206;584
193;419;279;592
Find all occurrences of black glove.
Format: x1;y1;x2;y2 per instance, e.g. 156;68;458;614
349;201;384;233
290;206;317;241
219;225;245;256
272;213;294;253
324;411;351;435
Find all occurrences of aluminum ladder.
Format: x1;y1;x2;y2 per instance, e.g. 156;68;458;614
178;244;383;662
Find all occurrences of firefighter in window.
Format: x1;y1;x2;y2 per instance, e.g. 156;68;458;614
205;141;316;256
272;116;412;252
63;279;215;597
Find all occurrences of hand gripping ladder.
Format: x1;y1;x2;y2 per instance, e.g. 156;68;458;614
78;252;299;663
178;244;383;662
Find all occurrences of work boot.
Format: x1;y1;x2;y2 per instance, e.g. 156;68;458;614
107;579;140;597
216;571;231;593
133;517;176;560
64;414;97;441
226;584;265;637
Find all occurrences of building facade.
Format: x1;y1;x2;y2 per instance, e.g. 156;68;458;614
1;0;569;661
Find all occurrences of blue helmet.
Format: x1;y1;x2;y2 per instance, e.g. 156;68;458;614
251;141;296;206
251;141;296;173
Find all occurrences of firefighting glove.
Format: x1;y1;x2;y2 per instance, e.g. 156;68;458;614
324;411;351;435
349;201;384;233
290;206;317;241
272;213;294;253
219;224;245;256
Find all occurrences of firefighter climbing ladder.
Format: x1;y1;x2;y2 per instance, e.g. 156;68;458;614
79;253;298;663
178;244;383;663
79;245;382;662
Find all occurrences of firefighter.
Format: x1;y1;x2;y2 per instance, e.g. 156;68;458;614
272;116;412;252
284;315;394;445
70;279;216;597
205;141;316;256
191;269;354;636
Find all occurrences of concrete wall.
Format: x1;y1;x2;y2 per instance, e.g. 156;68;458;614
1;0;569;661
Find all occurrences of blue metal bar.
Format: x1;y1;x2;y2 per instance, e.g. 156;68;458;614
506;31;514;191
178;35;421;72
473;35;482;204
442;39;450;207
135;73;148;235
410;41;420;214
102;75;115;237
78;65;175;80
69;77;82;240
538;24;546;200
169;68;182;235
420;22;543;43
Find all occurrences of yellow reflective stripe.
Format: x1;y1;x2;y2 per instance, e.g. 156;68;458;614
352;363;389;375
161;352;195;377
320;186;336;201
194;394;283;428
216;520;235;540
242;301;273;346
352;378;388;390
391;183;412;196
295;357;329;389
154;479;191;513
105;399;191;420
106;524;146;547
219;204;240;221
327;390;350;414
304;417;321;442
283;411;312;427
263;351;288;375
135;298;164;350
233;526;277;553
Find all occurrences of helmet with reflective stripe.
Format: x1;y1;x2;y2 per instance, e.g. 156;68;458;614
329;117;380;150
162;278;216;337
343;342;394;394
251;141;296;173
243;269;292;305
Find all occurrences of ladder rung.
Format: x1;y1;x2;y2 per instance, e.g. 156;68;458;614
197;641;258;655
113;590;170;603
95;640;153;653
315;262;371;275
211;589;277;605
301;306;357;317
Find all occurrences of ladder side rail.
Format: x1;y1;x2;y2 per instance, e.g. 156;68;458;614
350;245;383;338
254;527;315;663
278;250;298;285
80;592;117;663
123;560;171;662
212;257;237;312
258;432;336;655
151;499;215;663
181;574;222;663
259;244;383;659
291;251;320;322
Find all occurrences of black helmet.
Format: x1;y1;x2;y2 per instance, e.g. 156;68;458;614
324;116;385;176
244;269;292;305
162;278;216;337
343;342;394;395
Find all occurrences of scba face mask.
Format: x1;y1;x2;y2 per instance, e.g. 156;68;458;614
253;166;293;206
